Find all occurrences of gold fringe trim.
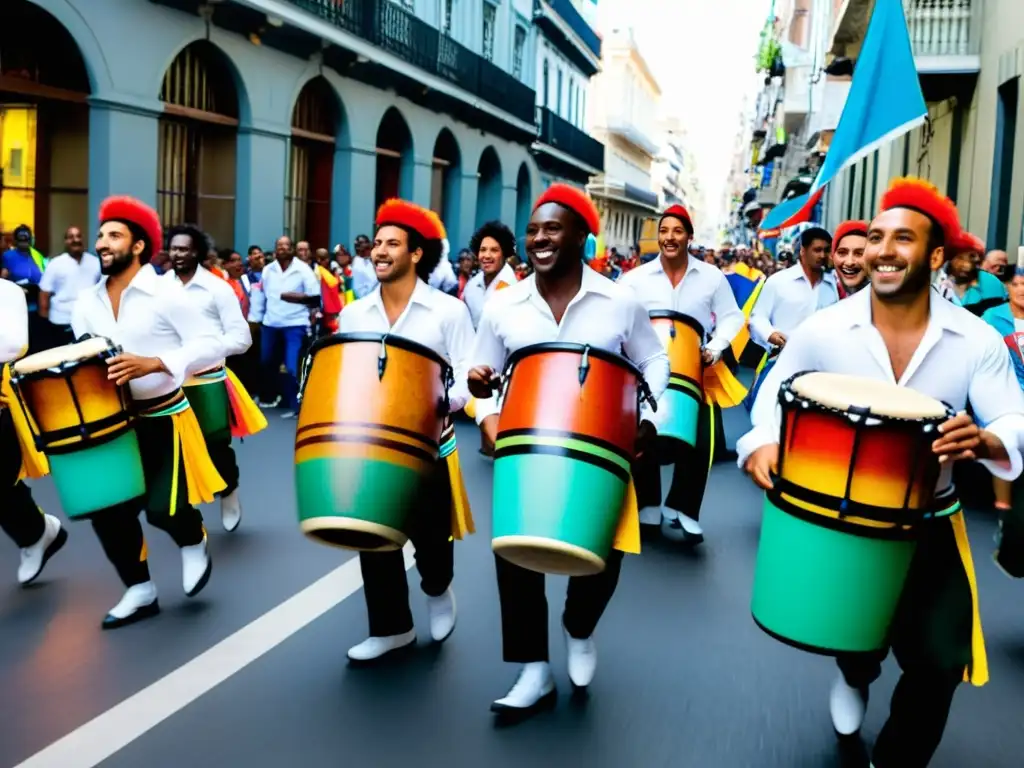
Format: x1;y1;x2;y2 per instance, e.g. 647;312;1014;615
950;511;987;686
446;448;475;539
225;368;268;438
170;408;227;507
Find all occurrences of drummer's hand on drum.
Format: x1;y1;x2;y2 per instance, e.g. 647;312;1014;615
767;332;787;348
744;443;779;490
933;411;1006;464
106;353;168;386
481;414;499;447
468;366;500;399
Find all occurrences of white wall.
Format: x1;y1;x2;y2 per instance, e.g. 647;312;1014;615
534;37;591;129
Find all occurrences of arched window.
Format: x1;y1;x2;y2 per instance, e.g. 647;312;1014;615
287;77;340;247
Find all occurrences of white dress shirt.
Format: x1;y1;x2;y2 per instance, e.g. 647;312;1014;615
737;288;1024;488
38;252;101;326
0;279;28;363
619;255;745;356
164;267;252;363
748;263;839;347
351;256;379;299
470;267;670;426
338;279;475;413
463;263;517;329
260;258;320;328
71;265;224;401
428;257;459;295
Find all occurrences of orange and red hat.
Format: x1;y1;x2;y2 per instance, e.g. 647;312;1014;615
878;178;961;246
98;196;163;253
533;183;601;235
660;204;694;236
375;199;445;242
832;220;868;253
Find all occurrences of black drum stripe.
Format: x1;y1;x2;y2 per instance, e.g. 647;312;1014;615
772;477;950;527
667;380;703;399
296;421;439;450
496;427;634;464
751;614;865;658
493;443;630;483
295;434;436;464
766;489;920;541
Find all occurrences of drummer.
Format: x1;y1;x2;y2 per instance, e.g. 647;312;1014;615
831;220;869;298
0;277;67;585
164;224;262;533
468;183;669;716
71;196;226;629
740;178;1024;767
619;204;744;543
339;199;476;663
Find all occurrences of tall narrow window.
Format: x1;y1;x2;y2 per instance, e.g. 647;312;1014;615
542;60;549;108
482;2;496;62
441;0;453;35
556;69;563;116
513;26;526;79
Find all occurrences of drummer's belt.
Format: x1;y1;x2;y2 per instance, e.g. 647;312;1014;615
185;366;228;387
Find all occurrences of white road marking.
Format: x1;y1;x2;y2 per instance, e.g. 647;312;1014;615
14;546;415;768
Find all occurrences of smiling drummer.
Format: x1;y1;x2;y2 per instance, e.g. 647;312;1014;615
832;220;869;298
339;199;475;664
739;178;1024;767
468;183;669;717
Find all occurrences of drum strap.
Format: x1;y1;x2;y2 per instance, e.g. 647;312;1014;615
950;510;987;686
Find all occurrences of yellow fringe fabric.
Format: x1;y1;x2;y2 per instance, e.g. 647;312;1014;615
950;511;987;686
225;368;268;438
703;361;749;408
445;448;475;539
612;476;641;554
170;407;227;507
464;397;478;421
729;276;766;362
1;366;49;480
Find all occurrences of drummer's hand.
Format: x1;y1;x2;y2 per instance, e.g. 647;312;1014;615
481;414;499;447
933;411;1006;464
767;332;787;348
634;419;656;458
701;348;714;366
468;366;499;399
106;354;168;386
744;443;779;490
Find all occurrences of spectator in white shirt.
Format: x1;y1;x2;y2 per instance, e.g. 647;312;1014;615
350;233;379;299
37;226;101;349
463;221;518;329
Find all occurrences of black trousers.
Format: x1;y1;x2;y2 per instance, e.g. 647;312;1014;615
204;432;239;498
836;516;972;768
359;459;454;637
90;414;207;588
495;549;624;663
0;408;45;548
634;401;716;520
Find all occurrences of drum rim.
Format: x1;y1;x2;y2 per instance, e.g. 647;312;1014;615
504;342;642;379
12;336;120;378
307;332;448;369
779;371;955;425
647;310;706;339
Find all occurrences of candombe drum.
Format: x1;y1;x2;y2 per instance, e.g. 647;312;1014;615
491;343;649;577
183;367;231;442
294;333;450;551
751;371;956;655
10;336;145;518
648;311;704;449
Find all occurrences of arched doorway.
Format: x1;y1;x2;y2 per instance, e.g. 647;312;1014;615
514;163;531;258
431;129;461;245
375;108;413;209
287;77;341;248
475;147;502;227
157;41;241;250
0;0;91;254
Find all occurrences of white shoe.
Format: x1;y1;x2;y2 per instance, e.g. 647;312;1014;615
280;410;298;420
102;582;160;629
491;662;556;712
17;514;68;585
639;505;662;525
181;535;212;597
427;588;456;642
221;489;242;533
347;630;417;661
258;396;281;409
663;509;705;543
830;671;867;736
564;623;597;688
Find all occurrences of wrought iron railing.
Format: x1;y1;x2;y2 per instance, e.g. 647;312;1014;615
537;0;601;58
536;107;605;171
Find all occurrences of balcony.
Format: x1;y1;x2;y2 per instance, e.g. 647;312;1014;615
534;107;605;175
602;115;660;158
588;177;659;211
533;0;602;77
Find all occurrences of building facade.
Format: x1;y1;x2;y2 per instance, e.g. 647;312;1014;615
0;0;559;256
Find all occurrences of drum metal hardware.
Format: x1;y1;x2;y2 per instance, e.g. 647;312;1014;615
377;337;388;380
578;345;591;387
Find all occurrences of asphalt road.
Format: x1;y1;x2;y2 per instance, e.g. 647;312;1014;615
2;407;1023;768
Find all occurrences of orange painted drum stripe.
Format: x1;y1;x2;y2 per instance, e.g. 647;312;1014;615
295;441;429;472
498;350;639;453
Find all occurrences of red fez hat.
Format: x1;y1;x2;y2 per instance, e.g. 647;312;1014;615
98;196;163;253
952;230;985;256
832;220;868;253
879;178;961;245
533;183;601;235
660;204;694;235
375;199;444;241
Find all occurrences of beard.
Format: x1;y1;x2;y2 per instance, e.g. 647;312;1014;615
100;249;134;276
872;261;931;301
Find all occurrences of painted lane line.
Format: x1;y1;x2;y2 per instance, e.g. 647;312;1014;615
14;546;415;768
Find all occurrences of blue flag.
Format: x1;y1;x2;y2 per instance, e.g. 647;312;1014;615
759;0;926;232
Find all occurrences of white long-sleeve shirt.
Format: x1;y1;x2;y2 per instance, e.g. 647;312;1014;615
71;265;224;400
463;263;517;329
164;267;252;363
0;279;28;364
748;263;839;347
737;288;1024;488
337;279;475;413
618;255;745;355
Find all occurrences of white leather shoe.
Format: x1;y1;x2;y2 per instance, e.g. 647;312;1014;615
347;630;416;661
427;588;456;642
830;671;867;736
181;535;212;597
220;489;242;533
663;509;705;543
102;582;160;629
18;514;67;585
491;662;556;712
564;624;597;688
638;505;662;525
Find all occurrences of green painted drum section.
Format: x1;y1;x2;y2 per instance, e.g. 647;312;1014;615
295;457;424;546
49;431;146;519
492;452;627;563
185;382;231;442
751;496;917;655
659;388;700;448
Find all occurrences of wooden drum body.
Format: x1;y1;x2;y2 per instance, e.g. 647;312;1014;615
294;333;449;551
649;311;704;449
751;372;955;655
11;337;145;518
491;343;640;577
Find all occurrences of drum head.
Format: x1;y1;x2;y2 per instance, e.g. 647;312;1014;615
308;332;447;369
505;342;642;379
648;310;706;339
13;337;114;375
790;372;949;420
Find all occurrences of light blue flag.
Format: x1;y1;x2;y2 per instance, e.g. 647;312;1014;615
760;0;926;232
